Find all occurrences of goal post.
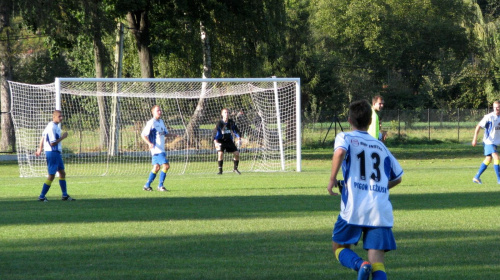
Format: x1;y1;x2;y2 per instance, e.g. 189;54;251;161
9;77;301;177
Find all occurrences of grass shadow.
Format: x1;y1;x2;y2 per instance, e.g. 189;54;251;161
2;228;499;280
1;190;500;226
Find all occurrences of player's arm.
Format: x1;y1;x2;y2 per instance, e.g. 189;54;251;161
140;122;155;149
232;121;242;144
388;177;402;189
327;148;345;196
141;134;154;149
164;126;178;138
165;132;178;138
232;122;241;137
50;131;68;146
35;136;44;157
472;124;482;147
213;124;222;150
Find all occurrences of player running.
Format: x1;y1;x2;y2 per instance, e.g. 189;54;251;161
213;108;242;175
327;100;403;280
472;100;500;184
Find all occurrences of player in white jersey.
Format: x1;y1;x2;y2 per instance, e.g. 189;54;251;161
141;105;171;191
327;100;403;280
472;101;500;184
35;110;75;202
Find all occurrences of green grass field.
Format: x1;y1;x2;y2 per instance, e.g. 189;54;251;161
1;143;500;279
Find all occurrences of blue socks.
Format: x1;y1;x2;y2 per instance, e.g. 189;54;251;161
146;167;168;188
495;164;500;181
159;171;166;186
40;178;69;198
475;163;488;179
145;172;157;187
372;270;387;280
40;180;52;198
336;248;364;271
59;179;68;196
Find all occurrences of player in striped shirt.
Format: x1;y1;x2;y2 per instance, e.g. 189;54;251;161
327;100;403;280
472;100;500;184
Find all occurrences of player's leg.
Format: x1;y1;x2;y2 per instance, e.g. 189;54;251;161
363;227;396;280
158;161;170;191
39;173;55;202
58;169;67;196
332;216;369;279
53;154;74;201
39;152;57;201
473;152;492;184
144;162;160;191
217;150;224;174
367;250;386;280
57;169;74;201
233;150;240;174
225;141;240;174
492;151;500;183
334;242;371;280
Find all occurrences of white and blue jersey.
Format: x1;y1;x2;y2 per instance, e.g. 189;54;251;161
42;122;63;152
141;118;168;155
478;112;500;146
334;130;403;227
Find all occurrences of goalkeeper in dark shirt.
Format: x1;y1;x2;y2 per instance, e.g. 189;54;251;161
213;108;241;175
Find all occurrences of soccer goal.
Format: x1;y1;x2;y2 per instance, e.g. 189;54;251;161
9;77;301;177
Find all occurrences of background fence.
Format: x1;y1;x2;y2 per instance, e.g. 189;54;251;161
302;108;491;147
0;108;492;153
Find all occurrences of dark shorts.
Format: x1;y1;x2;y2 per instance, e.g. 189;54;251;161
219;141;238;153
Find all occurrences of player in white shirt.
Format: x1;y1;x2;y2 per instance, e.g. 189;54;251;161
141;105;171;191
35;110;75;202
327;100;403;280
472;100;500;184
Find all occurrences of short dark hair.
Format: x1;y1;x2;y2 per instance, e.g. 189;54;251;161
349;100;372;129
372;95;383;105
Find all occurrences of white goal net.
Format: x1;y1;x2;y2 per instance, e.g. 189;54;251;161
9;78;301;177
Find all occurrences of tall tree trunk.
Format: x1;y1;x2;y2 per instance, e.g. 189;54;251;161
94;38;109;150
0;1;15;152
127;10;153;78
201;21;212;79
88;0;109;150
185;21;212;147
127;9;155;115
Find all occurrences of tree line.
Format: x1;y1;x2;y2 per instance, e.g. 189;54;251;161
0;0;499;151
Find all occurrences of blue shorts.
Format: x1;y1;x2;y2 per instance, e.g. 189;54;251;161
45;151;65;175
484;144;497;156
152;153;169;166
332;215;396;251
